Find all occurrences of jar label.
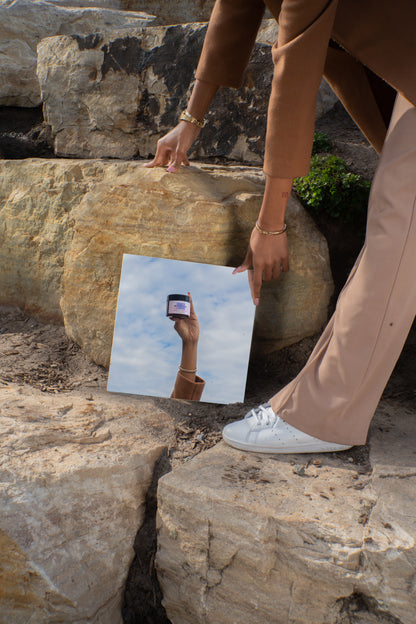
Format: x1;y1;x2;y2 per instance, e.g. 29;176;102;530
167;300;191;316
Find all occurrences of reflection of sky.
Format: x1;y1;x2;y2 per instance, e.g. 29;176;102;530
107;254;255;403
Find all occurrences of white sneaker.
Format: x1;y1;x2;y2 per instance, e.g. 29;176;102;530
222;403;352;454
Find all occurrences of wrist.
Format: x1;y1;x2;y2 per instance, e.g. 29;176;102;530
255;220;287;236
179;110;205;128
179;366;197;374
259;175;293;230
187;78;218;120
257;215;286;232
181;340;198;368
182;337;198;348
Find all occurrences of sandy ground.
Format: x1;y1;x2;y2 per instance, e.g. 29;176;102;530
1;301;414;469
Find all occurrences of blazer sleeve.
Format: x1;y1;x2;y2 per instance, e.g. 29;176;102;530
195;0;266;88
197;0;340;179
263;0;339;178
170;371;205;401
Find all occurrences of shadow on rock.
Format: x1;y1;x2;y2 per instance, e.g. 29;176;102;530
122;449;173;624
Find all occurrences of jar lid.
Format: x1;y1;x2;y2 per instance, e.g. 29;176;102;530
167;294;190;302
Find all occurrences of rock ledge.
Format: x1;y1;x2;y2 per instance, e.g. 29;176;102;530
156;402;416;624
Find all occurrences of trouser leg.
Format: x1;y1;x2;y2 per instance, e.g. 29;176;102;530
269;94;416;445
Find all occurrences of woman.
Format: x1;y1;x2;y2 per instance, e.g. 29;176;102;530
147;0;416;454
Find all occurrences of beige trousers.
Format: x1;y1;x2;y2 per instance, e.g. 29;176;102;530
270;94;416;445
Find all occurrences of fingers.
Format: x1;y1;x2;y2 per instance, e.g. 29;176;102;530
251;262;263;306
167;146;189;173
281;256;290;272
250;265;284;305
146;123;196;170
247;269;255;303
232;248;252;275
144;143;172;168
233;248;261;305
187;292;197;320
262;265;273;282
144;130;182;170
235;253;290;305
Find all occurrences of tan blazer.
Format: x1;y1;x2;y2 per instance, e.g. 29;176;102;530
196;0;416;178
171;371;205;401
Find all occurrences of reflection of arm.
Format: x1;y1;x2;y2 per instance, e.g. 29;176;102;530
170;341;205;400
170;294;205;401
171;372;205;401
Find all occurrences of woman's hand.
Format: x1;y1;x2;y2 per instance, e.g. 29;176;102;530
145;79;219;172
234;175;293;304
144;121;201;172
171;293;200;382
172;294;200;344
233;227;289;305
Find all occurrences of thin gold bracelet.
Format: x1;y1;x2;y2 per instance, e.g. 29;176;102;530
255;221;287;236
179;109;205;128
179;366;197;374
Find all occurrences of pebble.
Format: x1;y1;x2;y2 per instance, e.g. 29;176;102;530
293;464;306;476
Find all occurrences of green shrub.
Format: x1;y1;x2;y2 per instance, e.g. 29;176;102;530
312;131;332;154
293;154;370;224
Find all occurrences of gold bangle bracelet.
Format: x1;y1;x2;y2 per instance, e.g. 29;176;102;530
179;109;205;128
179;366;197;374
255;221;287;236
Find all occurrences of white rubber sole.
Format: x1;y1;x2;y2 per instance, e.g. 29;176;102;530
222;432;352;454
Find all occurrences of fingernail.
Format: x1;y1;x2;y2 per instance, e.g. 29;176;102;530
167;166;174;173
254;298;260;306
232;267;240;275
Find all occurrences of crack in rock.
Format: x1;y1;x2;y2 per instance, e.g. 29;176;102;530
122;448;172;624
335;591;405;624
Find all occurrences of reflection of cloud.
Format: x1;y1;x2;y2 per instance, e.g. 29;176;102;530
107;254;255;403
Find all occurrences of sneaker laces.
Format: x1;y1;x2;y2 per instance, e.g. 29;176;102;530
245;403;279;427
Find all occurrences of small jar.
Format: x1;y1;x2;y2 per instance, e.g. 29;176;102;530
166;294;191;319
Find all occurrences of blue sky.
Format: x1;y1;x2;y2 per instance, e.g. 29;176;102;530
107;254;255;403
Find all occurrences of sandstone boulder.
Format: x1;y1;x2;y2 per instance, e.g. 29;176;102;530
156;403;416;624
0;158;101;321
0;159;333;367
20;0;215;21
0;40;39;108
0;0;154;107
0;382;174;624
120;0;216;24
29;0;123;7
37;20;338;162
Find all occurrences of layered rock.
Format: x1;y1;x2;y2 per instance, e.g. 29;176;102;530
21;0;215;21
36;25;207;160
0;382;174;624
0;0;154;107
0;40;39;108
121;0;216;24
156;403;416;624
0;159;333;367
1;0;154;47
0;158;100;320
37;21;337;162
30;0;124;7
